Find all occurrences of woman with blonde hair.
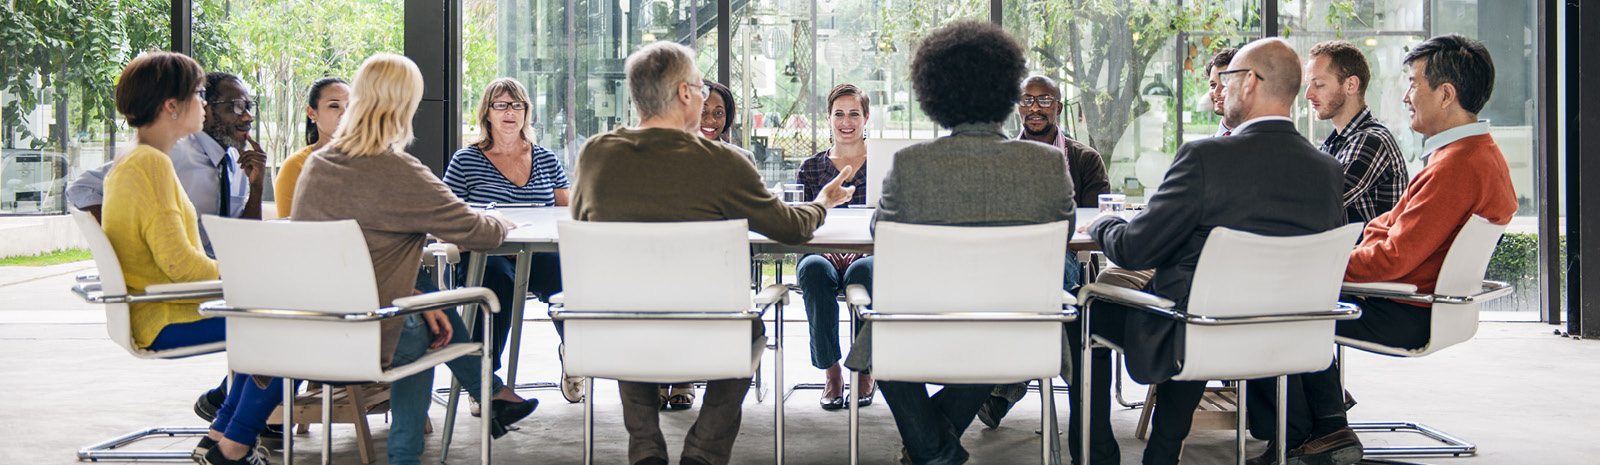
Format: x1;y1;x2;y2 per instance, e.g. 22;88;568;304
292;53;533;465
442;76;578;403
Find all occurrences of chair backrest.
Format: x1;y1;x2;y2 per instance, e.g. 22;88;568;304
556;219;763;383
1175;223;1364;381
202;215;379;313
557;219;751;312
863;139;924;207
1422;214;1508;353
71;209;135;353
203;216;388;381
869;220;1071;384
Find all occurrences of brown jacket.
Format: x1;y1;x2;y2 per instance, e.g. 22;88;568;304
571;127;826;243
293;147;507;365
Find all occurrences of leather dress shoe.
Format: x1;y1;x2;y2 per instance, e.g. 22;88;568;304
819;395;845;410
1287;427;1363;465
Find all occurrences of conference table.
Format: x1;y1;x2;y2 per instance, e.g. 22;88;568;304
457;206;1101;388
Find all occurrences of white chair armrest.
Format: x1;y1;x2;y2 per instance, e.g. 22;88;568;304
76;273;99;284
1341;281;1420;296
1077;283;1175;311
845;284;872;306
425;242;461;265
1061;290;1078;307
146;279;224;294
753;284;788;306
393;287;500;315
547;292;564;305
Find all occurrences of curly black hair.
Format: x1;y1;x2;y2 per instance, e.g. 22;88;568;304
909;21;1026;127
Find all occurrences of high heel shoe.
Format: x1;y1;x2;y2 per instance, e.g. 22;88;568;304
487;398;538;439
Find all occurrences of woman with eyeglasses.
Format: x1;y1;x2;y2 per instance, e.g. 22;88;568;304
442;77;579;404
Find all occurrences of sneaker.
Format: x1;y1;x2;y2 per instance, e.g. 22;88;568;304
201;443;270;465
191;436;217;463
1286;428;1364;465
559;344;585;403
469;397;482;417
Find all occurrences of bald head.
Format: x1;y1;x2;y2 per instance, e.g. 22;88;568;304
1233;38;1303;104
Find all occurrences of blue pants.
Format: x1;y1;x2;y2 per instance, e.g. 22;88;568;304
210;373;293;445
796;254;874;369
454;253;563;371
146;316;225;350
877;381;993;465
387;310;508;465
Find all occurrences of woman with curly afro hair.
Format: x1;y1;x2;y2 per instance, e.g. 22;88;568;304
844;20;1079;465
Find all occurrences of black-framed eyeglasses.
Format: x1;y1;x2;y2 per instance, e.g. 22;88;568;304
1019;96;1056;108
207;98;256;115
489;101;528;111
1217;69;1262;87
194;87;207;100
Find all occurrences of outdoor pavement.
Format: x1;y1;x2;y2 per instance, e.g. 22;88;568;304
1;260;1596;464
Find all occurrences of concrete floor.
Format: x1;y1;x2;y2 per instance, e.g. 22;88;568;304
2;261;1597;464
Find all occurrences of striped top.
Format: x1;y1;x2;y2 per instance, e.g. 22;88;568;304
444;143;571;204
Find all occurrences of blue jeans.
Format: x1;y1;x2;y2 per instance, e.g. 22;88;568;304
454;253;564;371
797;254;873;369
210;373;293;445
388;310;508;465
878;381;993;465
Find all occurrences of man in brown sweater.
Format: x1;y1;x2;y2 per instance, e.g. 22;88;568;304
571;41;856;465
1252;34;1517;465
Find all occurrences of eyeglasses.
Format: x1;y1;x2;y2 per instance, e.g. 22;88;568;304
688;81;710;99
207;98;256;116
1217;69;1263;87
489;101;529;111
194;87;207;100
1019;96;1056;108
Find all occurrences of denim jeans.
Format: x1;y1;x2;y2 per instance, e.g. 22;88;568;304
797;254;873;369
388;311;508;465
454;253;564;371
877;381;993;465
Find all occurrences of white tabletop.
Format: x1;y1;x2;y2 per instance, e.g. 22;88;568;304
487;206;1096;254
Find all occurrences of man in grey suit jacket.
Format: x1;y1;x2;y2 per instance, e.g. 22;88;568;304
1080;38;1347;465
842;21;1075;465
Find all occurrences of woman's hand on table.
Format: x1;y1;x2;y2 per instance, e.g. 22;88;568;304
815;165;858;208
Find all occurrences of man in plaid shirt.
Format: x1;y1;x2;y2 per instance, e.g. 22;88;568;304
1304;40;1409;224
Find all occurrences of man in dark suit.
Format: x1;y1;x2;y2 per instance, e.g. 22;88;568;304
1077;38;1347;465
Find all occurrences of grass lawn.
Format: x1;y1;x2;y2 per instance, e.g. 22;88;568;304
0;248;92;267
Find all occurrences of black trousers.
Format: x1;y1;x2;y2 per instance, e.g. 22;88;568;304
1069;301;1213;465
1247;295;1431;445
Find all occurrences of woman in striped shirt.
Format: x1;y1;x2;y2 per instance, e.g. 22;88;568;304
443;77;580;402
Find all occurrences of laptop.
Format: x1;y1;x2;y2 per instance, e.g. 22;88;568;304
863;138;928;207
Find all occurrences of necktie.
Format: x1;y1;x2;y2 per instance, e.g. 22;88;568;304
218;154;232;215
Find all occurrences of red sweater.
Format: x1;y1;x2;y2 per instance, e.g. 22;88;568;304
1345;134;1517;305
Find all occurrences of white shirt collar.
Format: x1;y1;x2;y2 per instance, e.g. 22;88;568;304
1229;115;1292;135
1421;120;1491;160
189;132;237;166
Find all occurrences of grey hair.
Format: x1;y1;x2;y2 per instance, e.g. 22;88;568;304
626;41;700;119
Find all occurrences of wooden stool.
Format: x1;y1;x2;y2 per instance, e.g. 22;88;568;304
1134;383;1239;440
267;382;425;464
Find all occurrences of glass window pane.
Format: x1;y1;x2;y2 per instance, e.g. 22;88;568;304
191;0;404;204
1;0;170;215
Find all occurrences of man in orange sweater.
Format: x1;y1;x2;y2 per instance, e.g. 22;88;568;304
1251;34;1517;465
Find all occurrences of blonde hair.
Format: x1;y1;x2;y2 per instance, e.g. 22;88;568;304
327;53;425;157
625;41;699;119
472;77;537;152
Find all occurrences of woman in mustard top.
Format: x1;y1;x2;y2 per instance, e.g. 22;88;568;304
102;52;287;465
274;76;348;218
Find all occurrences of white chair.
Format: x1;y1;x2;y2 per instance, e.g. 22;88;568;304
1337;214;1514;459
844;220;1080;465
68;209;226;461
1076;223;1367;465
195;216;500;465
549;219;787;465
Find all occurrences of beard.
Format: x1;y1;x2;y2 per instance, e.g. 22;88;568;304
1317;93;1348;121
1023;121;1056;138
204;124;244;150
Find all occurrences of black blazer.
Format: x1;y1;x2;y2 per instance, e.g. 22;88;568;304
1088;119;1345;383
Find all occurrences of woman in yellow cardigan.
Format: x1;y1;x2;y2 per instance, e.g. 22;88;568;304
101;52;284;465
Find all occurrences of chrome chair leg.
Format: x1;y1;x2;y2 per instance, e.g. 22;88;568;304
320;386;332;465
583;377;595;465
848;368;860;465
1040;377;1055;465
1236;379;1248;465
1276;375;1288;465
284;378;296;465
775;299;786;465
